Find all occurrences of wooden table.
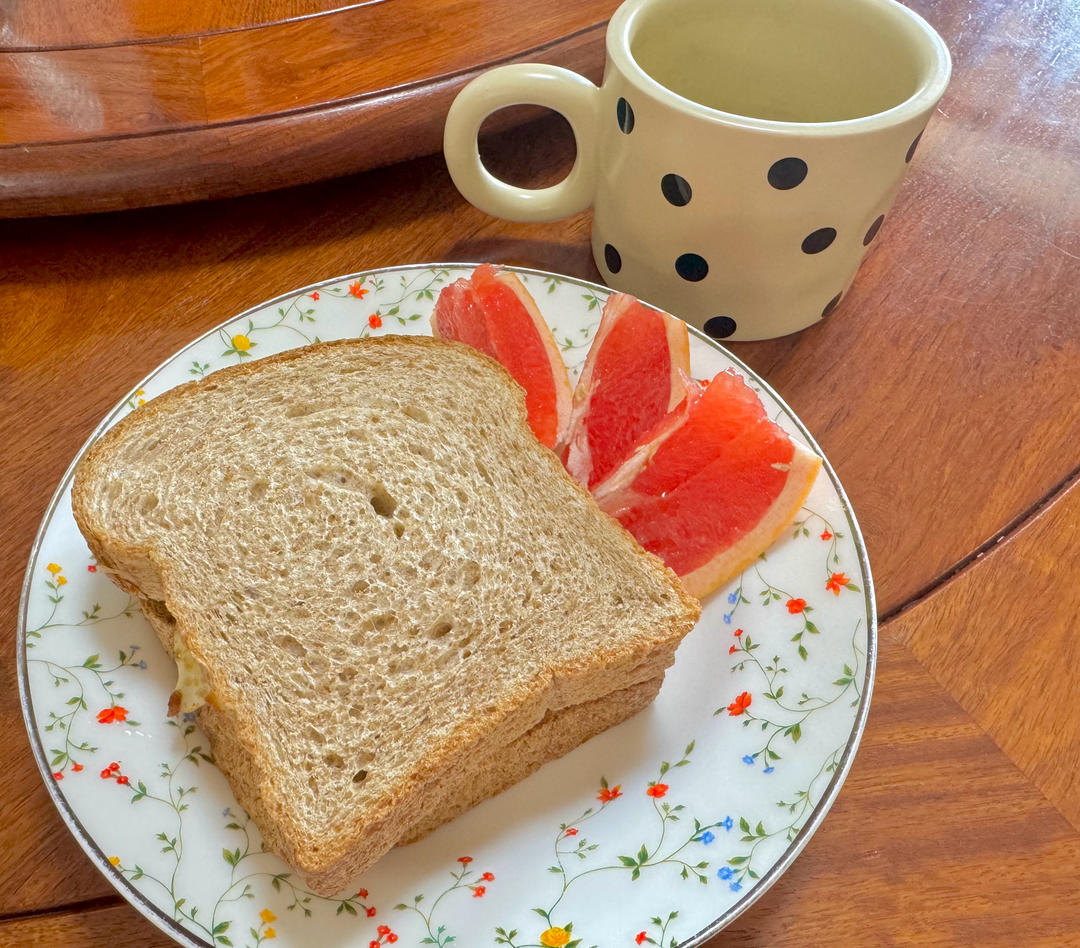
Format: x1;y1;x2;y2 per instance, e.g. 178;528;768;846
2;0;1079;942
0;0;610;216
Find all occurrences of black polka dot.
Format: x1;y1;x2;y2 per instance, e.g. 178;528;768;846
905;131;923;163
767;157;808;190
821;293;842;318
661;173;692;206
604;243;622;274
675;253;708;281
704;316;737;338
863;214;885;246
801;227;836;254
617;98;635;134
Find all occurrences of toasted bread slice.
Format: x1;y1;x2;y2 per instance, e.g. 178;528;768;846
71;336;700;894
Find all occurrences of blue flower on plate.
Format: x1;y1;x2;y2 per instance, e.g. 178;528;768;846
182;711;197;724
717;866;734;880
730;881;743;892
721;816;734;831
700;830;715;845
764;766;775;774
138;660;147;669
742;755;754;765
727;592;738;604
722;613;732;624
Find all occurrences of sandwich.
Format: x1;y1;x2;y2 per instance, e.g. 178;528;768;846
71;336;700;895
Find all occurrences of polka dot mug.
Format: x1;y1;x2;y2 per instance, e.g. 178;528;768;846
443;0;950;340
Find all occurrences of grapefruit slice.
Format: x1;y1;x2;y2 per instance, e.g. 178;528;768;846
562;294;690;488
593;369;821;599
432;264;572;449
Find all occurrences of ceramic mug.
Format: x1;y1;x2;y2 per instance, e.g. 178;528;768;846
443;0;950;340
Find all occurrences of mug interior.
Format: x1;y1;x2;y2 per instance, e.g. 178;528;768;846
628;0;940;123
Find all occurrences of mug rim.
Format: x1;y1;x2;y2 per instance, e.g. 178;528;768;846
607;0;952;135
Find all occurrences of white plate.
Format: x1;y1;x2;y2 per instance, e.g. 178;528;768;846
18;264;875;948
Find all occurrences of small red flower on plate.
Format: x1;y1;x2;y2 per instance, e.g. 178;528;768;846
564;827;578;837
646;783;668;798
368;313;383;329
727;692;752;716
53;771;63;780
481;871;495;881
597;784;622;803
636;933;648;946
366;906;376;917
349;281;368;299
101;762;130;785
87;564;97;572
97;706;128;724
72;762;83;772
826;571;850;595
457;856;472;864
311;291;320;301
728;644;737;655
786;597;806;614
821;529;833;540
472;886;486;898
734;628;743;637
378;926;390;936
355;888;368;899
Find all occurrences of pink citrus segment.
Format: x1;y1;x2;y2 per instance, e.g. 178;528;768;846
563;294;690;488
675;441;820;598
430;279;493;353
431;265;572;449
472;265;573;448
594;369;821;599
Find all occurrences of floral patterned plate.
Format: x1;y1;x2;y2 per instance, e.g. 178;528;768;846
18;264;875;948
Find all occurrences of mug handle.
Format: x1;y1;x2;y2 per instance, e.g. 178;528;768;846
443;63;600;223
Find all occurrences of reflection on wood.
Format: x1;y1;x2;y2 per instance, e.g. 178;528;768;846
0;0;610;215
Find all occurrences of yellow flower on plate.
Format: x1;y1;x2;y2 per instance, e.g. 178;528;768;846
263;928;276;940
47;563;61;574
540;927;571;947
260;909;276;924
57;576;67;586
232;333;252;352
108;856;120;866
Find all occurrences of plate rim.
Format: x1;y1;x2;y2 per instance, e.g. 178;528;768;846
681;317;877;942
16;262;877;948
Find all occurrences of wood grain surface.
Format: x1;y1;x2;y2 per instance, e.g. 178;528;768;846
0;0;610;215
4;0;360;46
889;473;1080;831
3;0;1079;941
